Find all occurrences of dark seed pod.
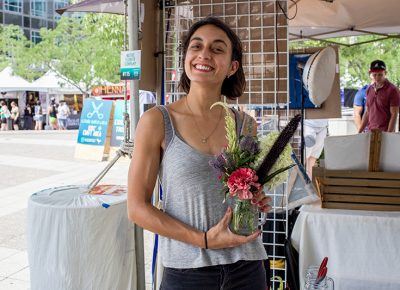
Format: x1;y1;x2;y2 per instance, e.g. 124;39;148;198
256;114;301;184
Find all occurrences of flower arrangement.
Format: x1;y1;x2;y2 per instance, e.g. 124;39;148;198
209;102;301;235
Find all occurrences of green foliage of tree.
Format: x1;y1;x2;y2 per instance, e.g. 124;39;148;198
0;25;31;73
2;14;124;95
290;36;400;88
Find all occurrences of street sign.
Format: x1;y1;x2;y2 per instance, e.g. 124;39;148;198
120;50;141;80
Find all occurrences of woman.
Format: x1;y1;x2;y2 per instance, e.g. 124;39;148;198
10;101;20;130
128;17;270;289
47;98;58;130
24;103;34;130
34;100;43;130
0;101;10;131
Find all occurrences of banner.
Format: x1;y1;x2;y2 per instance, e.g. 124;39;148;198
110;100;129;147
77;99;113;146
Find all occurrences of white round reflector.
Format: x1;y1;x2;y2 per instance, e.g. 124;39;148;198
302;47;336;106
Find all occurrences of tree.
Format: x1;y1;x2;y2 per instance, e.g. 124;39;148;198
0;25;31;73
13;14;125;96
340;37;400;87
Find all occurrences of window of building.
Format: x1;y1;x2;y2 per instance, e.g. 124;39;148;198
31;0;47;18
24;16;30;28
4;13;22;26
31;30;42;44
4;0;22;13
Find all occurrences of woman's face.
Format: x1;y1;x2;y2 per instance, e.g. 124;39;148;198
184;24;238;88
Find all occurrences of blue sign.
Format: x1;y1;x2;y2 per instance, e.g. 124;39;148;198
110;100;130;147
77;99;113;146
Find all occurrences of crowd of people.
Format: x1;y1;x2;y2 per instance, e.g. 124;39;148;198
0;97;71;131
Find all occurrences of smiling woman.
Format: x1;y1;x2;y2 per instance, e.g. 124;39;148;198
128;17;270;290
179;17;246;100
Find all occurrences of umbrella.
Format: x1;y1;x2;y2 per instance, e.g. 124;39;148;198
56;0;124;15
288;0;400;45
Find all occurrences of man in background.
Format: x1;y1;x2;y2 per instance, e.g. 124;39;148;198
358;60;400;133
57;101;70;130
353;84;369;132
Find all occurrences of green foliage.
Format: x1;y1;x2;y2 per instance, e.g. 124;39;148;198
1;14;124;95
0;25;31;73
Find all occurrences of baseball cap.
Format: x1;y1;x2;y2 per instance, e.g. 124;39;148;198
369;60;386;72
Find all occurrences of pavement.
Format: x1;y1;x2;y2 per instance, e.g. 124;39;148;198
0;130;154;290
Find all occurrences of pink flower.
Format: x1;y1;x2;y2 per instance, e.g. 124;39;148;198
227;168;261;200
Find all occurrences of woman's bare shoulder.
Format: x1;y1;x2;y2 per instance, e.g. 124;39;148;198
136;106;165;141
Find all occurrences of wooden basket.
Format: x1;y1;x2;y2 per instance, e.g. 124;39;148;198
313;130;400;211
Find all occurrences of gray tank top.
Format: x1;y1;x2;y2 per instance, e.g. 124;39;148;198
157;105;267;268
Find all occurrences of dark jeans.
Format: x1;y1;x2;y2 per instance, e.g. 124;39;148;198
160;260;266;290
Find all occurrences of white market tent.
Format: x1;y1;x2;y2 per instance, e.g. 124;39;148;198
288;0;400;45
31;70;82;94
0;66;34;92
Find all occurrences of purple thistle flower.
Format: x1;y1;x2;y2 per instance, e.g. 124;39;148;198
209;153;227;176
239;136;260;155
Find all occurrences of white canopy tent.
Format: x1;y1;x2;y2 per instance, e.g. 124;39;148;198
0;66;35;92
31;70;82;95
288;0;400;46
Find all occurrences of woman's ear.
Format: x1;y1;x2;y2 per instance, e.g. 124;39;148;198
229;60;239;77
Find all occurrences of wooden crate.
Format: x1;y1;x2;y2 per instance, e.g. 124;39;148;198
312;129;400;211
313;168;400;211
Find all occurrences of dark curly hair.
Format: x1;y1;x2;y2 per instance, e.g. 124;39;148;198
179;16;246;100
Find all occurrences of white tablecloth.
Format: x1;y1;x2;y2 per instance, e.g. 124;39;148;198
27;185;136;290
291;203;400;290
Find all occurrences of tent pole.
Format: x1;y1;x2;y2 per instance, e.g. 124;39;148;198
127;0;145;289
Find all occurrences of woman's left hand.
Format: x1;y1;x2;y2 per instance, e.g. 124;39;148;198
251;191;272;213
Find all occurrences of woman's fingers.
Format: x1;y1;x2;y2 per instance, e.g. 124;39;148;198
207;207;263;249
221;207;232;227
251;191;271;209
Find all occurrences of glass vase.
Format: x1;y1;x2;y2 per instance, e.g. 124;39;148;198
228;196;267;236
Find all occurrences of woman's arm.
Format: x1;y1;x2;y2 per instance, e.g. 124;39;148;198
128;107;261;249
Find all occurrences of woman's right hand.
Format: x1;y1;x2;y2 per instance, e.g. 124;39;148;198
206;207;260;249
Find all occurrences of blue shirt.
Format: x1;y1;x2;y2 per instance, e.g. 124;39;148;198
353;85;369;113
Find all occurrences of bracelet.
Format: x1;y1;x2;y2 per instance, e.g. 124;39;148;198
204;231;208;249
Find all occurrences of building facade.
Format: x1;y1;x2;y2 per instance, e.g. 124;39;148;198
0;0;70;43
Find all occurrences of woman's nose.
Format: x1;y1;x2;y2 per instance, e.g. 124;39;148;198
198;48;211;59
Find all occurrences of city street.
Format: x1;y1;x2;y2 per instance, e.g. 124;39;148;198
0;130;153;290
